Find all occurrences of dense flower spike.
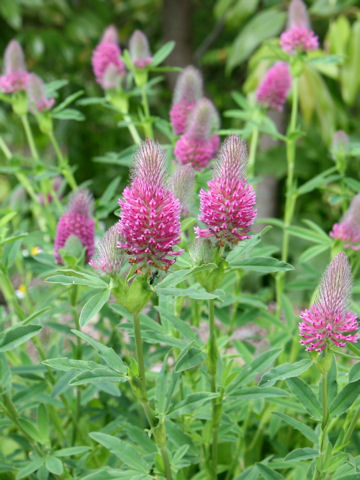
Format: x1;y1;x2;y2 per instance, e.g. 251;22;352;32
90;224;125;273
118;140;182;272
92;25;125;89
0;40;29;93
195;135;257;245
330;194;360;250
26;74;55;111
170;66;203;135
174;98;220;170
54;189;95;264
129;30;152;69
256;62;292;111
299;252;358;352
170;164;195;216
281;0;318;54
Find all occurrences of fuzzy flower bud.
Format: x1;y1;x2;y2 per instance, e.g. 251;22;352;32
195;135;257;245
174;98;220;170
0;40;29;93
287;0;310;29
54;189;95;264
281;0;318;53
129;30;152;69
256;62;292;111
299;252;358;352
330;194;360;250
331;130;349;160
170;164;195;217
26;73;55;111
170;66;203;135
118;140;183;272
92;25;126;89
90;224;125;273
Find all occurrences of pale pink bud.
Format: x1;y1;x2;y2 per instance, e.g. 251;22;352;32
331;130;349;160
26;74;55;111
101;25;118;44
170;164;195;217
287;0;310;29
195;135;257;245
129;30;152;69
90;223;125;274
0;40;29;93
330;194;360;250
170;66;203;135
299;252;358;352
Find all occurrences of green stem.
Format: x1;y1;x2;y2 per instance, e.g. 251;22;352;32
20;114;39;161
141;86;153;139
207;299;220;480
315;373;329;479
276;76;299;314
48;131;77;190
132;312;172;480
247;125;259;178
123;113;142;145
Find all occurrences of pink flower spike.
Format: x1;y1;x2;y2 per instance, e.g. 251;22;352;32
118;140;183;273
26;74;55;112
90;223;125;274
280;26;319;54
256;62;292;111
92;25;126;89
330;194;360;251
54;189;95;264
170;66;203;135
170;164;195;217
299;252;358;353
195;135;257;246
174;98;220;170
287;0;310;30
129;30;152;69
0;40;29;94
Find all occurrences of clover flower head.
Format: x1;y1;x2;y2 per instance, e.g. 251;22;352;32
129;30;152;69
0;40;29;93
26;73;55;111
330;194;360;250
299;252;358;352
256;62;292;111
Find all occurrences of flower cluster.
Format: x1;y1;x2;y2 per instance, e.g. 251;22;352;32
280;0;318;54
330;194;360;250
174;98;220;170
129;30;153;69
54;189;95;264
256;62;292;111
195;135;257;245
299;252;358;352
118;140;182;272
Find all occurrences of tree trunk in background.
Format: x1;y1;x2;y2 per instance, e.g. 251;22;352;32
162;0;193;89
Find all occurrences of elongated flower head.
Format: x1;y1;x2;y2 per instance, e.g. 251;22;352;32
331;130;349;160
90;223;125;273
129;30;152;69
92;25;125;89
174;98;220;170
170;164;195;216
299;252;358;352
170;66;203;135
330;194;360;250
26;74;55;111
54;189;95;264
195;135;257;245
287;0;310;29
256;62;292;111
0;40;29;93
118;140;182;272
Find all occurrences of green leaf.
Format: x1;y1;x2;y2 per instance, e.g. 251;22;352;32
174;343;204;373
157;284;218;299
54;446;91;457
230;256;293;273
151;41;175;66
349;363;360;383
89;432;150;473
256;463;285;480
286;226;331;245
0;325;42;352
79;289;111;327
69;368;127;386
227;9;286;71
273;412;318;443
280;294;296;330
52;90;84;112
18;418;42;443
16;456;44;479
45;456;63;475
286;378;322;420
299;244;330;263
46;269;108;288
285;448;318;462
260;359;313;387
297;167;338;195
52;108;85;121
230;387;289;400
330;380;360;417
168;392;219;417
42;357;100;372
37;404;49;443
